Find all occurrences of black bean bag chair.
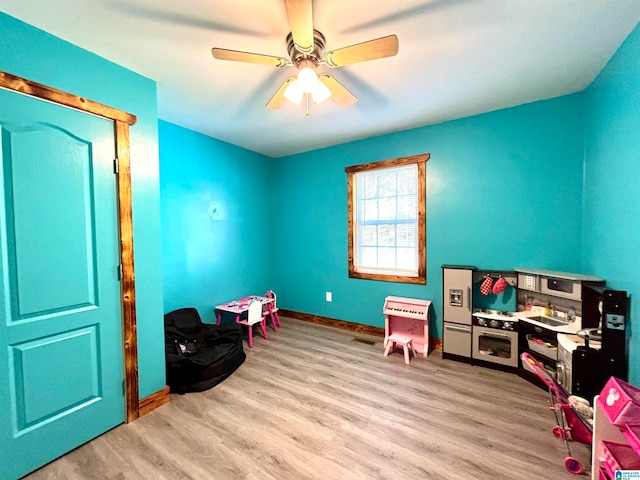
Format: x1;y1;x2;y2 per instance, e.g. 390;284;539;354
164;307;246;393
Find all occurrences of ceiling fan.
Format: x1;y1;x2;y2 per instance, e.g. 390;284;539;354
211;0;399;112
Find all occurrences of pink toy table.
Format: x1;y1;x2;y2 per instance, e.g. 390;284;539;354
215;295;277;330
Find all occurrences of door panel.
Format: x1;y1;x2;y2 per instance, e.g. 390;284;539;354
7;125;97;317
0;89;124;479
12;326;100;430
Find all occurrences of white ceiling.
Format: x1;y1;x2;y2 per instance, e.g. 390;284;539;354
1;0;639;157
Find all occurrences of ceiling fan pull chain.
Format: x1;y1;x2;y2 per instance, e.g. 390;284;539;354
305;93;310;116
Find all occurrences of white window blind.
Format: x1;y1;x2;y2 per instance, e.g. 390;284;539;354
354;164;418;276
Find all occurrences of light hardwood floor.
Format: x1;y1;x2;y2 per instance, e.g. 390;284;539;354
25;318;591;479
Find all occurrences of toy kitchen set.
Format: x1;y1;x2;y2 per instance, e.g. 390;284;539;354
442;265;629;400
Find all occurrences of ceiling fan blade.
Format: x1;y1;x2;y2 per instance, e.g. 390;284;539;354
211;48;289;67
266;77;297;109
318;74;358;108
285;0;314;54
323;35;399;68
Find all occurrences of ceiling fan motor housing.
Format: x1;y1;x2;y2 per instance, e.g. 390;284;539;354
287;29;326;67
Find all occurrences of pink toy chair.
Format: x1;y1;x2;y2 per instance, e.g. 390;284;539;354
237;300;268;348
384;334;417;365
263;290;281;331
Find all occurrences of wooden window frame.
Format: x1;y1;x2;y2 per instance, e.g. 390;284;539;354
0;71;141;422
345;153;429;284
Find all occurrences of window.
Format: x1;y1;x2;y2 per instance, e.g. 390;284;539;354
345;154;429;284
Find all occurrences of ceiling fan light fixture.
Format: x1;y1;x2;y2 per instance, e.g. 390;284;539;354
297;67;318;93
311;80;331;104
283;79;303;105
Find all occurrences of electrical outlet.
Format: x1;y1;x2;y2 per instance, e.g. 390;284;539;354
326;292;332;302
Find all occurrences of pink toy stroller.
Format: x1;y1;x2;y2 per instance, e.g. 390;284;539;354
521;352;593;474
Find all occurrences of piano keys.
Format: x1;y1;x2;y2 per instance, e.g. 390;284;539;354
383;296;432;357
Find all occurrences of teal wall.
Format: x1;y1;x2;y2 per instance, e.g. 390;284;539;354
271;96;586;338
0;12;165;398
159;121;272;324
584;23;640;385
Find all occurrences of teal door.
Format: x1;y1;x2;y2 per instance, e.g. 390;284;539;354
0;89;125;479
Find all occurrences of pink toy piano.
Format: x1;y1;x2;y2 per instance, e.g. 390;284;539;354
383;296;432;357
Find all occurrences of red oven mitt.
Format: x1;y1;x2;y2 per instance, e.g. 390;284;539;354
480;276;493;295
492;276;508;294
